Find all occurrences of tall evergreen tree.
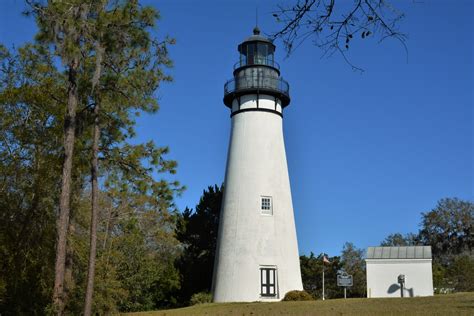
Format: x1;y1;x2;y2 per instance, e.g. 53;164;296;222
175;185;223;303
2;1;180;313
26;1;94;312
0;43;66;314
83;4;105;315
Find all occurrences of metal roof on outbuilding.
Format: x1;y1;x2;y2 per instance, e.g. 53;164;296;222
366;246;432;259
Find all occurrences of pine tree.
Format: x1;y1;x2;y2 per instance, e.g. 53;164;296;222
22;1;179;313
26;1;94;312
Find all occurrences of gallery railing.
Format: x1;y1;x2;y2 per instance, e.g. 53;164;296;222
224;74;290;97
233;58;280;70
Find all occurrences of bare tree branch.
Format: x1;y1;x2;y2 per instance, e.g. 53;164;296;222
271;0;408;72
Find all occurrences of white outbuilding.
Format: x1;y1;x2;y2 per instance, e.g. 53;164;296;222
366;246;434;298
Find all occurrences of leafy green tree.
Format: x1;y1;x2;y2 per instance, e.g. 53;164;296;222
340;242;365;297
300;253;343;299
175;185;223;304
379;198;473;292
419;198;473;263
66;187;181;314
432;263;447;291
423;198;473;292
380;233;420;246
446;255;474;292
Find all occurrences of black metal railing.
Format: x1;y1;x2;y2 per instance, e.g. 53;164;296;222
224;74;290;97
233;58;280;70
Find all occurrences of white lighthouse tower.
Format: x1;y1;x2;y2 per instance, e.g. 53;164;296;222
212;27;303;302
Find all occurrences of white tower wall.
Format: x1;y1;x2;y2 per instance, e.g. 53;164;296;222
212;94;303;302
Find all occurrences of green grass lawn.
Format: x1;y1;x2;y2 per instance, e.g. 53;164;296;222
125;292;473;316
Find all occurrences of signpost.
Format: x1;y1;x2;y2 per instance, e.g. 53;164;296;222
337;271;353;299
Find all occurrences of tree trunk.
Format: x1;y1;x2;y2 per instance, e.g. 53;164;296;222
64;224;75;304
84;40;104;316
83;101;100;316
52;57;79;315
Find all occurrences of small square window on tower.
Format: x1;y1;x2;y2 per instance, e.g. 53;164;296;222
261;196;272;215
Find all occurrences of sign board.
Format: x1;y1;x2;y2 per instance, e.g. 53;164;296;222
337;273;353;287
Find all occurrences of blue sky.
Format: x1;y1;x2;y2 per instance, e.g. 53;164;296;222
1;0;472;257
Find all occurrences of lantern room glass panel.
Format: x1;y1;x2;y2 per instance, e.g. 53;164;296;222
239;42;275;68
256;43;267;65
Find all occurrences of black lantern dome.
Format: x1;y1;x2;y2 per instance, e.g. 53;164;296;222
235;27;277;73
224;28;290;109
